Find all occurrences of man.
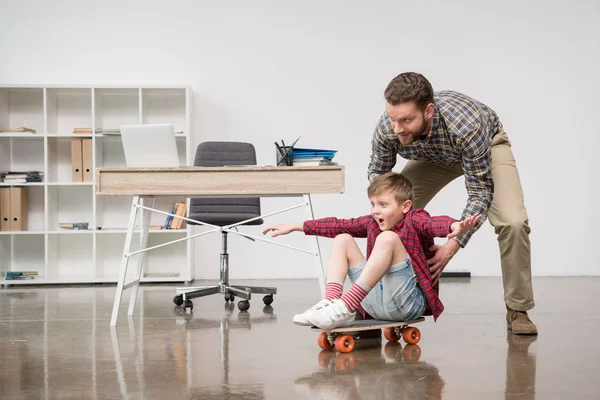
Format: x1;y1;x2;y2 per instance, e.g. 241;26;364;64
368;72;537;335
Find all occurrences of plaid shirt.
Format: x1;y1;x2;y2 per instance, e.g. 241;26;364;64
368;90;502;247
303;209;458;321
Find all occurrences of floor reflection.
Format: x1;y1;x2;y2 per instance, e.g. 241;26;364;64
505;332;537;399
294;338;444;400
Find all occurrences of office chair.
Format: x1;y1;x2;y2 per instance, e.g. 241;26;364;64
172;141;277;312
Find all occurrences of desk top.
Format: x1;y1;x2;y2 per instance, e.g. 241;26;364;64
96;165;345;196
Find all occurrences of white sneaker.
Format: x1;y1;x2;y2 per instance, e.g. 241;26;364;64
308;299;356;330
293;299;331;326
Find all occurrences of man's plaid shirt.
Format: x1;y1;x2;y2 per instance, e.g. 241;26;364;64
368;90;502;247
303;209;458;321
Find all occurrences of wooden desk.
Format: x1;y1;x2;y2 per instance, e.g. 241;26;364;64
97;166;345;326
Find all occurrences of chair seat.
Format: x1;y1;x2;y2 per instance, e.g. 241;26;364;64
188;213;263;227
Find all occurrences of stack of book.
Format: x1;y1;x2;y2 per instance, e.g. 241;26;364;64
292;148;338;166
4;271;38;280
95;128;121;135
164;201;187;229
1;171;43;183
0;127;36;134
59;222;89;230
73;128;92;135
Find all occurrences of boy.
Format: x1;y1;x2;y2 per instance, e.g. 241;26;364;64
262;172;479;330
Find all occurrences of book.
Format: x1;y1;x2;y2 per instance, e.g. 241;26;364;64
0;127;36;134
1;171;44;183
59;222;89;230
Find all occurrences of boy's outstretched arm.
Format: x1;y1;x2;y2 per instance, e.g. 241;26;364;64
410;209;481;285
262;223;304;238
263;215;371;238
448;215;481;238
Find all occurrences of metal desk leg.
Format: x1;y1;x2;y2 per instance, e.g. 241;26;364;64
110;196;140;327
303;194;326;297
128;197;154;317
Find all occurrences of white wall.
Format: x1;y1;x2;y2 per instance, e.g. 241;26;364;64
1;0;598;278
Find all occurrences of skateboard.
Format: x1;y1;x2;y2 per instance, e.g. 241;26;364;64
311;317;424;353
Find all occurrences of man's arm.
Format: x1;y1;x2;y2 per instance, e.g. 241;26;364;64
454;119;494;247
367;114;399;182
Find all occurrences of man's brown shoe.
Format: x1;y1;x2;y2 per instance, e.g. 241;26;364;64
506;306;538;335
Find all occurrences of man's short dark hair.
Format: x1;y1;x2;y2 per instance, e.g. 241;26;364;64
384;72;434;110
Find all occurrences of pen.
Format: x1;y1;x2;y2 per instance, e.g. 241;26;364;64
274;141;285;157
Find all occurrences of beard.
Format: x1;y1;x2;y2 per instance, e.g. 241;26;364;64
398;115;429;145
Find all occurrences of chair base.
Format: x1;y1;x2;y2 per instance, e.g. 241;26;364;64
174;231;277;309
176;283;277;302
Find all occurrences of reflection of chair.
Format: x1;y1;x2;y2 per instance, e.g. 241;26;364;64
179;304;276;399
173;142;277;311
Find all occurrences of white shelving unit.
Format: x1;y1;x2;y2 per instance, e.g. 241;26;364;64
0;85;194;285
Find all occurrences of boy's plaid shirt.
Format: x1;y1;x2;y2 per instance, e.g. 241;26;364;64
368;90;502;247
303;209;458;321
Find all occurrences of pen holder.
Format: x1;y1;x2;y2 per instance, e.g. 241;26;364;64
275;146;293;166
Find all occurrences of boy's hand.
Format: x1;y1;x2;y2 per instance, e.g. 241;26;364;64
262;223;303;237
448;214;481;238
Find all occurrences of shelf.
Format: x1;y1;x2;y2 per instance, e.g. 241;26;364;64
0;234;45;275
0;182;45;186
48;230;94;235
95;88;139;131
0;231;45;236
94;133;186;138
47;134;93;138
0;133;43;138
46;182;94;186
47;234;93;280
46;88;92;134
47;185;93;231
0;135;45;173
142;88;186;134
0;87;44;134
0;84;193;285
96;229;188;234
46;136;93;183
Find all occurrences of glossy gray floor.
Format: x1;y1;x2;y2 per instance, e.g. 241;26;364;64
1;277;599;399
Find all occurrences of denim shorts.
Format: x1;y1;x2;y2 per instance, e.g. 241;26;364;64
348;256;426;321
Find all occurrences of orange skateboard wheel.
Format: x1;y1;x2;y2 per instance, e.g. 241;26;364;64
383;327;401;342
402;327;421;344
317;332;334;350
334;335;355;353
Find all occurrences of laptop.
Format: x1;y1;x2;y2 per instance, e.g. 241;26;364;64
120;123;181;167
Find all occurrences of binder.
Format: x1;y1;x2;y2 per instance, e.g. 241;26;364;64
0;188;10;231
10;187;28;231
82;138;93;182
71;138;83;182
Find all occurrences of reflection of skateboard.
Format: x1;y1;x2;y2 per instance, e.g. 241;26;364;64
311;317;424;353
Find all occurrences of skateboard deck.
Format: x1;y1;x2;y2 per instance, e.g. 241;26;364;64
312;317;424;353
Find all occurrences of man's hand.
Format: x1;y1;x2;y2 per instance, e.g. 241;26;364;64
261;223;303;238
448;214;481;238
428;239;461;285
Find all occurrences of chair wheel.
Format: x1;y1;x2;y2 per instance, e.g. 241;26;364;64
238;300;250;311
173;295;183;306
224;292;235;302
184;299;193;310
263;295;273;305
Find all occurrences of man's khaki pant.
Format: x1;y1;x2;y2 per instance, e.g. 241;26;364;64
401;130;534;311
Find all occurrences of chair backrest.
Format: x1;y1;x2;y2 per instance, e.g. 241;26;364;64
189;141;262;226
